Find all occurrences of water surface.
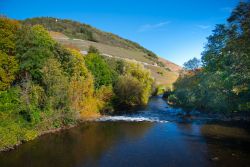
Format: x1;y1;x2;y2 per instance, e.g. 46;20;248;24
1;96;250;167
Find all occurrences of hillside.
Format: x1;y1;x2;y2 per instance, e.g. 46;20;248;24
22;17;181;87
22;17;158;59
158;57;182;72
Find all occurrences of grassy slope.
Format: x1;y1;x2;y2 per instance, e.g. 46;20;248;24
50;31;179;88
22;17;158;59
158;57;182;72
22;17;181;83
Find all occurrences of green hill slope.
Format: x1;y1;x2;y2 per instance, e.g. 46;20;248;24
22;17;181;87
22;17;157;59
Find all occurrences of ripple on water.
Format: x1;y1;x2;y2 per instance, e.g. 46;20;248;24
96;116;168;123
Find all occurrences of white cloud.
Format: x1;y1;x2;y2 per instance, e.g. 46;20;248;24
196;25;211;29
138;21;170;32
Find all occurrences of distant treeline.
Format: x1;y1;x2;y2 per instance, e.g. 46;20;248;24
0;18;154;150
168;2;250;113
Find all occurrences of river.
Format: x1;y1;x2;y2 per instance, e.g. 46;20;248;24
0;96;250;167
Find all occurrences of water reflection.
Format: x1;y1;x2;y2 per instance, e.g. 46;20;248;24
1;96;250;167
0;122;153;167
200;124;250;167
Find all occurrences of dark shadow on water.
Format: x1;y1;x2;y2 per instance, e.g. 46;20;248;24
1;96;250;167
0;122;154;167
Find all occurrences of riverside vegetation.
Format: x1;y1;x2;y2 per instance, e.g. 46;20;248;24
0;17;154;151
168;2;250;114
1;1;249;153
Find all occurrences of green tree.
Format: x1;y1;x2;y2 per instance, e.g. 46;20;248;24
172;2;250;113
84;53;118;88
114;75;143;107
183;57;201;71
42;58;69;112
15;25;55;81
0;17;19;55
53;43;75;76
114;62;154;108
0;51;18;90
201;24;228;72
124;62;154;105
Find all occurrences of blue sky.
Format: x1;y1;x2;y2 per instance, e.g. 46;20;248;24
0;0;240;66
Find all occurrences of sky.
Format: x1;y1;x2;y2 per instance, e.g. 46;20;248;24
0;0;241;66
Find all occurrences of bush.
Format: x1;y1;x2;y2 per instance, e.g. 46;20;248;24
114;75;143;107
84;53;118;88
154;85;166;95
0;87;38;150
124;62;154;105
167;94;178;104
88;45;99;54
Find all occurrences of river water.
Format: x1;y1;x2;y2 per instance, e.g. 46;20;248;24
0;96;250;167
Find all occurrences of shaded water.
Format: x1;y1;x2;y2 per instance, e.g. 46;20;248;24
1;96;250;167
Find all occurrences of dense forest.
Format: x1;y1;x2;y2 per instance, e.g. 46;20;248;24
0;17;154;151
168;2;250;113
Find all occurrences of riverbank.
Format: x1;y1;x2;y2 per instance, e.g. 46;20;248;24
0;113;102;152
1;96;250;167
164;96;250;122
0;123;77;152
1;95;250;153
167;105;250;122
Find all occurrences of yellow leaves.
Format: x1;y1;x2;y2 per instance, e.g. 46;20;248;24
0;18;19;91
0;17;20;54
115;61;154;106
232;84;248;95
125;61;153;84
68;48;88;77
31;25;56;48
80;97;101;119
0;51;19;91
115;75;143;106
67;49;115;118
67;49;102;118
95;85;114;103
22;130;38;141
68;68;94;108
69;73;102;119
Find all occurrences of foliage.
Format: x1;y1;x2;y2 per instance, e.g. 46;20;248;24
114;75;143;107
124;62;154;105
52;43;75;76
0;17;19;55
22;17;158;59
15;25;55;81
0;17;156;151
114;62;154;108
42;58;69;112
0;51;19;90
95;85;114;112
88;45;100;54
96;85;114;102
0;87;21;114
67;49;99;118
0;87;38;150
105;58;125;75
84;53;118;88
171;2;250;113
183;57;201;71
154;85;167;95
